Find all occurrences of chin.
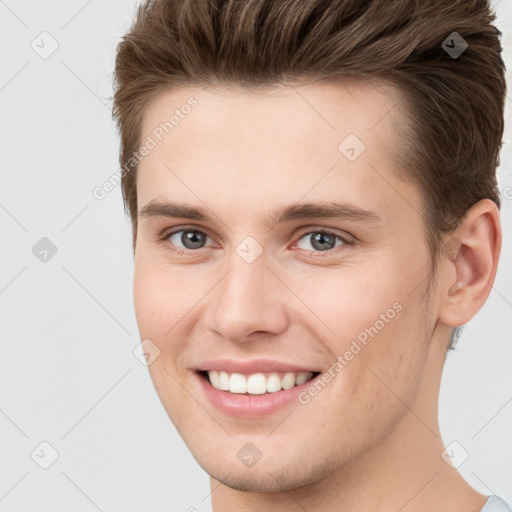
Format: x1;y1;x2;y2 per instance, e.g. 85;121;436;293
192;445;341;494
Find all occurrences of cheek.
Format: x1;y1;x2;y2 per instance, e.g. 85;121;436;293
133;251;202;338
286;262;406;346
133;257;197;424
343;295;429;431
308;303;428;459
296;260;429;403
132;252;215;387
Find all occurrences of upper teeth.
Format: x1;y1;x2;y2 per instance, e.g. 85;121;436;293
207;371;314;394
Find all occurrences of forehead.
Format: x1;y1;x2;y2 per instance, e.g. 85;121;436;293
136;80;420;229
140;79;404;157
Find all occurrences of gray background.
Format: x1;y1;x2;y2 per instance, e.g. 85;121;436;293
0;1;511;510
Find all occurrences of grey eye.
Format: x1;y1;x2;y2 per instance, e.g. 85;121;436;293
296;231;344;252
168;230;210;250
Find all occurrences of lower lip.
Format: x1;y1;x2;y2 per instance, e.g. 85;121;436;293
196;372;319;418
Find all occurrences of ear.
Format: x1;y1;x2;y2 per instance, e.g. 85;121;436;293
438;199;501;328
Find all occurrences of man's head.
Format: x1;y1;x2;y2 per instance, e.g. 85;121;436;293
112;0;504;500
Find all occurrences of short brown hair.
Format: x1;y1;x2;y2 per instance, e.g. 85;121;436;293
112;0;506;349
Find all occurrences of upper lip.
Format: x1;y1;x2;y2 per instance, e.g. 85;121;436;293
196;359;320;374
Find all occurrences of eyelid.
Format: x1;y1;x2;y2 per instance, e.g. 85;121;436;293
161;223;213;238
292;226;354;246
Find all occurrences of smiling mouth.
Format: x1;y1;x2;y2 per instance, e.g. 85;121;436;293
199;370;320;395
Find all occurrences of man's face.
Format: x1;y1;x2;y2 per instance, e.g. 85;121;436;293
133;81;438;491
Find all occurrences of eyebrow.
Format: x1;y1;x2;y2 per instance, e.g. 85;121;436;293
138;199;382;227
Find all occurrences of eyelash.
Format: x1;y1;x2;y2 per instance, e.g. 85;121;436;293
159;226;353;257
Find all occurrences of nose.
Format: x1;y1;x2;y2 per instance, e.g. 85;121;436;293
202;250;289;342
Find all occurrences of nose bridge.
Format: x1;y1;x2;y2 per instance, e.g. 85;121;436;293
205;242;288;341
224;254;266;303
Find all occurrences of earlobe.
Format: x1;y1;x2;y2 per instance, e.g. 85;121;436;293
438;199;501;327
